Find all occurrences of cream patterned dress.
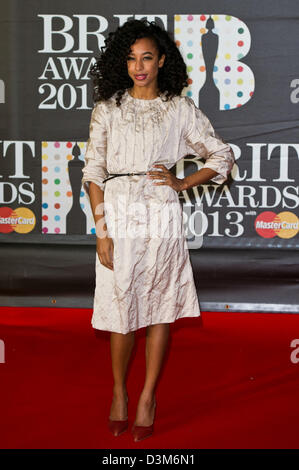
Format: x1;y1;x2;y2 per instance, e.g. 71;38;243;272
81;89;235;334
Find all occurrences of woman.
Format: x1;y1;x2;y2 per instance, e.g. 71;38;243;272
81;19;235;442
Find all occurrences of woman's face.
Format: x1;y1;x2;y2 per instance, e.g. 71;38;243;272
126;37;165;91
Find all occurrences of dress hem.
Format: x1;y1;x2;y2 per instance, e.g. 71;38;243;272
91;311;202;334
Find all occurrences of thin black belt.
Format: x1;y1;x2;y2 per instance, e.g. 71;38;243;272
103;172;147;183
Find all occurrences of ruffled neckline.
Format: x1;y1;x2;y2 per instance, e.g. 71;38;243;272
125;89;164;104
113;89;169;130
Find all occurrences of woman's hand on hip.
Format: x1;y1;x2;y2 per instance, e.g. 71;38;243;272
147;164;185;192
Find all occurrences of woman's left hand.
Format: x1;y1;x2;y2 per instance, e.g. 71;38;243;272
147;164;185;192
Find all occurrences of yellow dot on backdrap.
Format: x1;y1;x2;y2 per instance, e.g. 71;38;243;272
200;41;202;47
212;15;219;21
200;28;206;34
175;15;181;21
225;53;231;60
42;154;48;160
78;142;84;148
224;91;230;97
237;78;244;85
67;154;72;160
42;191;48;197
175;27;181;34
42;142;48;148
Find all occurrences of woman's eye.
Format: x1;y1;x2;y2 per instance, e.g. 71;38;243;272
127;57;152;60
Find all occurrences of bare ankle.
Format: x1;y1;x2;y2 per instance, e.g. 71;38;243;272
113;385;127;397
140;391;155;403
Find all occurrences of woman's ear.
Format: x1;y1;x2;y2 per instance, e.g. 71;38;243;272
158;54;166;68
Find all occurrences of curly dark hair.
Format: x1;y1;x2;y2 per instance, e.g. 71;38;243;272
89;19;189;107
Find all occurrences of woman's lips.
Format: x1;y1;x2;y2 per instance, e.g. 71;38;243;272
135;74;147;80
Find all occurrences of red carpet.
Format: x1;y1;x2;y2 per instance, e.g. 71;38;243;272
1;306;299;449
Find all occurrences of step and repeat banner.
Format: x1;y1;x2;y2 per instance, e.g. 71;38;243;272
0;0;298;250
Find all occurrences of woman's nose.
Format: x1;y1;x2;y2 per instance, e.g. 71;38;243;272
135;60;144;71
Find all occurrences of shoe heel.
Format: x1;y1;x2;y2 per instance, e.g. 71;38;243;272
108;394;129;436
132;399;156;442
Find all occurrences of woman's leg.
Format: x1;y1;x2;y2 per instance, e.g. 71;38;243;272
134;323;170;426
109;331;135;420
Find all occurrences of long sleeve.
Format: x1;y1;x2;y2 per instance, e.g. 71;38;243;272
181;96;235;185
81;101;109;203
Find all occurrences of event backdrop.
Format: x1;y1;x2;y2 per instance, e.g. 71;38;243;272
1;0;299;316
1;1;298;250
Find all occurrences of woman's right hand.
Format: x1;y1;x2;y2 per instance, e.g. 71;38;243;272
96;236;114;270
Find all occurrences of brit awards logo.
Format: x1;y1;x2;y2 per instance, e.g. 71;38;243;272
174;14;254;113
41;141;93;234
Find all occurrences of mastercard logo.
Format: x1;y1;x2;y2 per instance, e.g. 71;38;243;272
0;207;36;234
255;211;299;239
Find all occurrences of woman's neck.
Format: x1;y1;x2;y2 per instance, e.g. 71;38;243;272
128;86;160;100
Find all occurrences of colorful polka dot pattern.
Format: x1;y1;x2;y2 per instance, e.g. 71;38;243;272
174;14;254;109
41;141;95;235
